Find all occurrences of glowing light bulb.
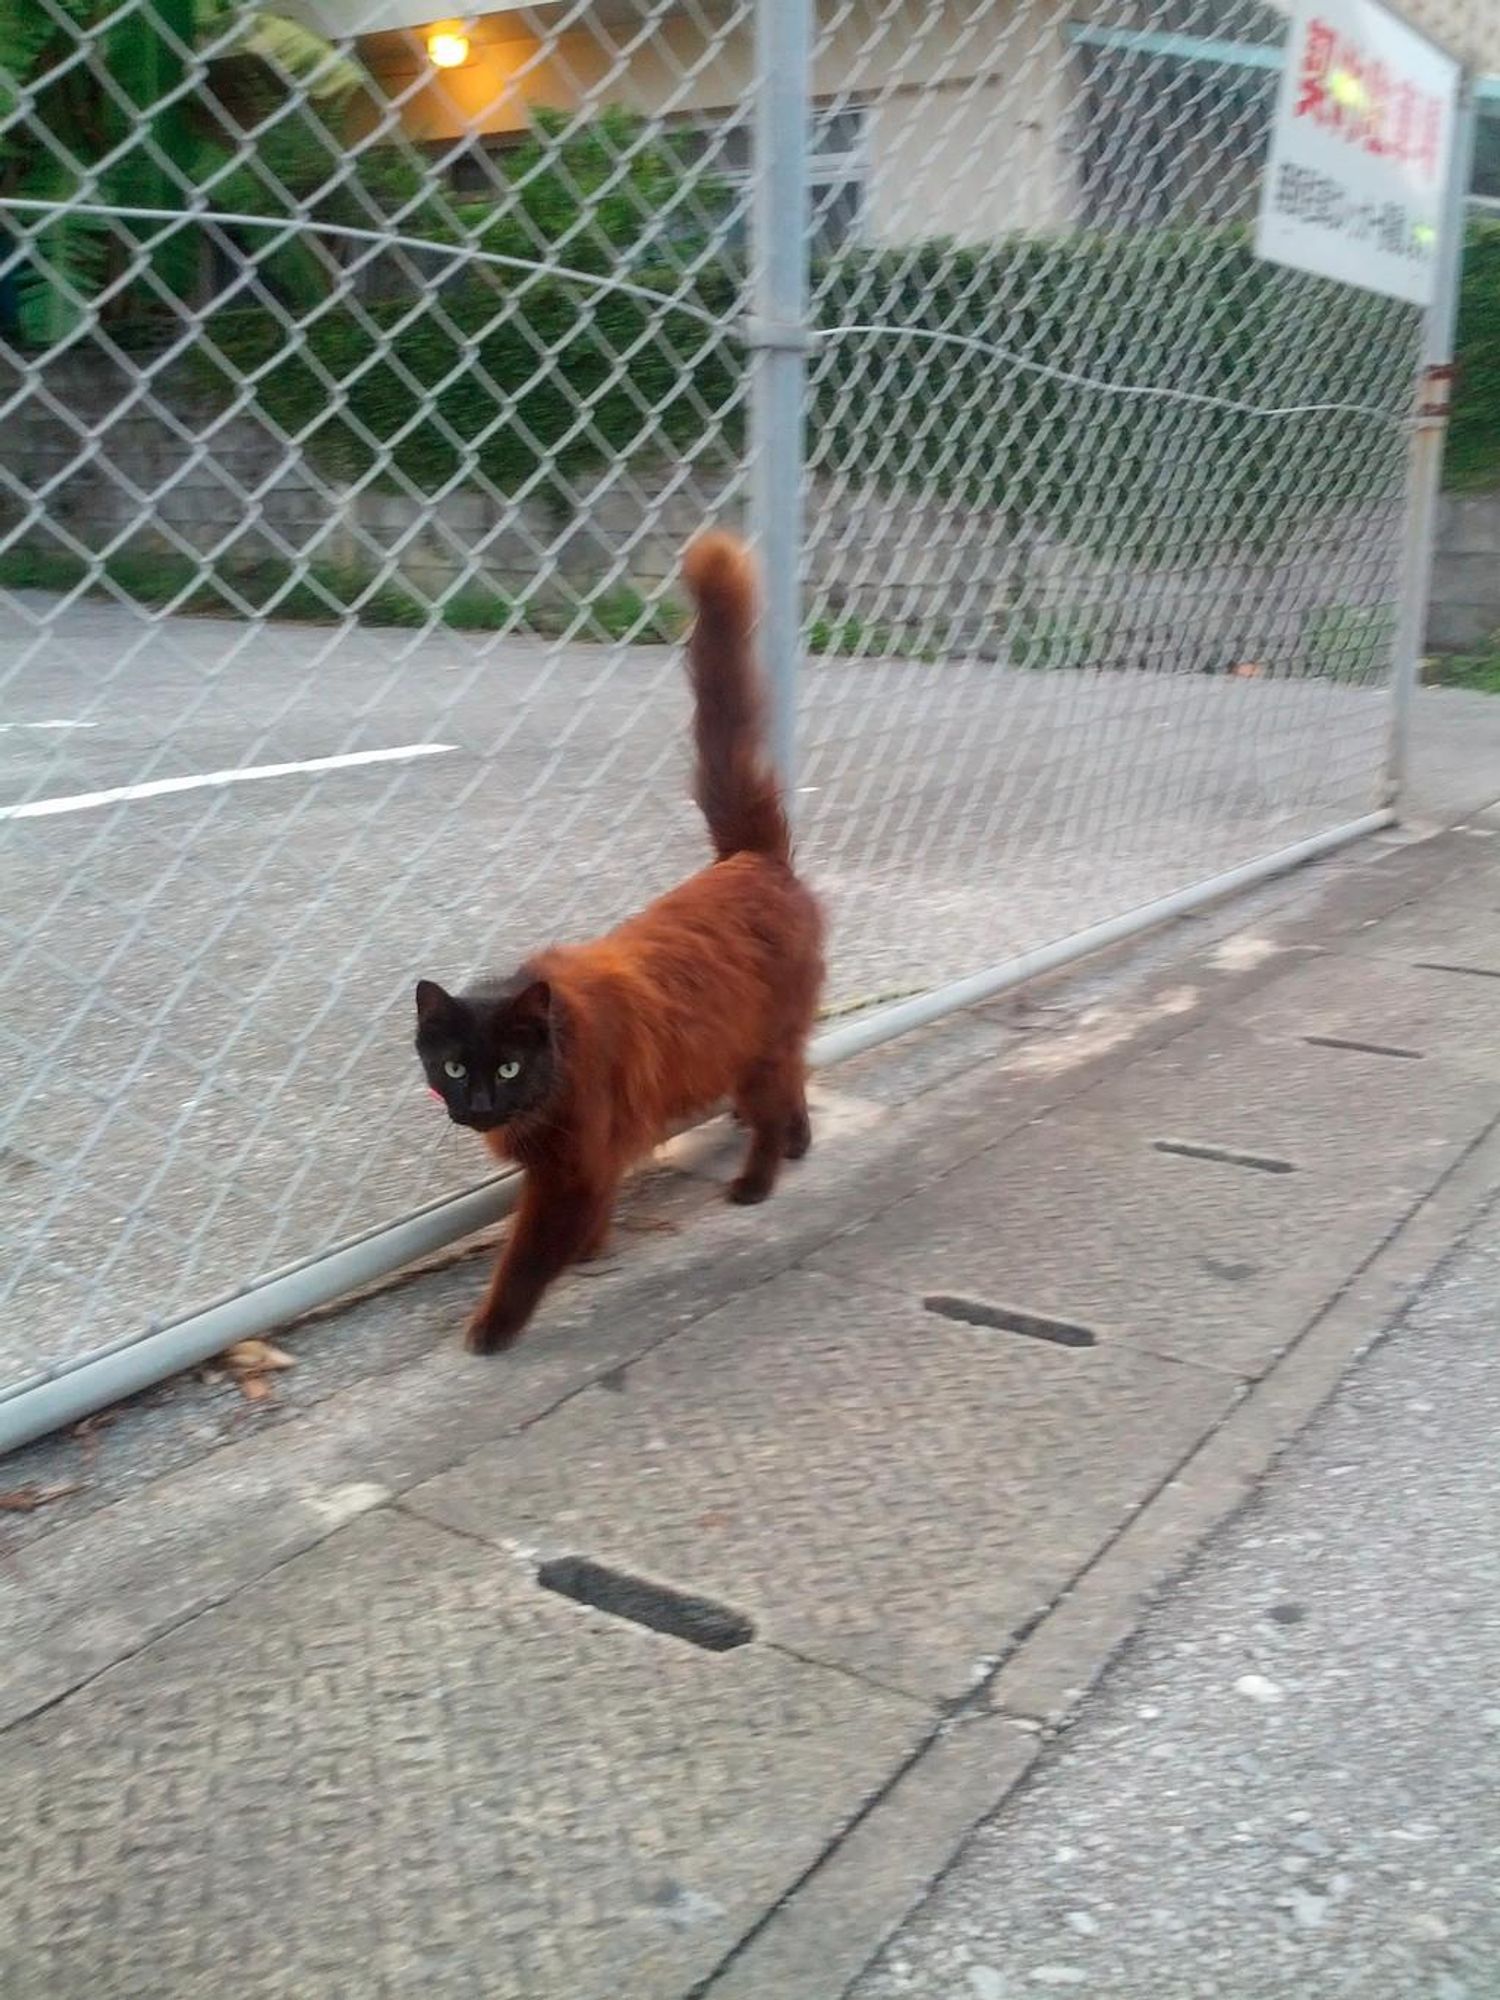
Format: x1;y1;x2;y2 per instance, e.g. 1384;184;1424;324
427;28;469;69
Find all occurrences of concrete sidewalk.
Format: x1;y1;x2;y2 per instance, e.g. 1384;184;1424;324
4;808;1500;2000
852;1195;1500;2000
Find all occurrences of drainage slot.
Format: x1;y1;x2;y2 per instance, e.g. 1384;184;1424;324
536;1556;754;1652
1153;1139;1295;1175
923;1295;1097;1347
1303;1034;1423;1061
1413;960;1500;981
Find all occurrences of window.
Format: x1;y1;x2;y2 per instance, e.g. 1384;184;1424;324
1474;100;1500;204
1070;33;1280;229
668;103;870;255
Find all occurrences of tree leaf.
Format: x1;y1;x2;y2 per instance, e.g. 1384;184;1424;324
221;1337;296;1374
0;1480;82;1512
196;4;364;102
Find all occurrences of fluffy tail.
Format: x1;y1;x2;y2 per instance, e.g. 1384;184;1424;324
681;531;790;865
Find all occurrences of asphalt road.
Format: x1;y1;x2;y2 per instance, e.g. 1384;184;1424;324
3;592;1498;1392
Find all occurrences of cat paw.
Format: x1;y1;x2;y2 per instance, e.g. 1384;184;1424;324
727;1173;772;1206
464;1308;526;1355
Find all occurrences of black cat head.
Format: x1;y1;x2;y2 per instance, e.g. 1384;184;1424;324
414;973;559;1133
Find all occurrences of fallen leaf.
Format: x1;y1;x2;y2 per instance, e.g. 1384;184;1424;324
0;1480;81;1513
69;1411;115;1462
221;1339;296;1376
237;1375;274;1403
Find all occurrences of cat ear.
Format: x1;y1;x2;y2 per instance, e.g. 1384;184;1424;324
508;978;552;1027
414;978;455;1026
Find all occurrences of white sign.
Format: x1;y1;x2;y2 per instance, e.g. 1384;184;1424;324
1255;0;1460;306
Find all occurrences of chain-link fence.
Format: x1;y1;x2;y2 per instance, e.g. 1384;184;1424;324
0;0;1481;1439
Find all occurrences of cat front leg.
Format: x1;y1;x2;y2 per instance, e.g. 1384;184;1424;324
465;1168;617;1354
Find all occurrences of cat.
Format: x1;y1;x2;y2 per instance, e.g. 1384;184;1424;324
414;530;825;1353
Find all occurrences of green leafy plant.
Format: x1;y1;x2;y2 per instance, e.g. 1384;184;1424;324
451;106;735;280
804;612;937;659
0;539;702;641
808;228;1414;563
195;217;1449;566
569;584;686;643
0;0;364;342
0;544;437;626
1445;221;1500;494
1301;603;1396;683
1424;637;1500;693
191;264;742;500
1006;605;1103;671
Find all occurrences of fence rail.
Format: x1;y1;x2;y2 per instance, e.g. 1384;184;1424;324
0;0;1479;1447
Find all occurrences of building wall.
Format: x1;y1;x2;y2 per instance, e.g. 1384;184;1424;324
353;0;1078;247
1100;0;1500;70
1372;0;1500;71
1429;494;1500;653
866;64;1074;243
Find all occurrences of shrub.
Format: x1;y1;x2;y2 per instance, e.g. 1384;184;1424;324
1446;221;1500;493
808;228;1414;559
0;545;473;629
193;267;743;502
198;219;1471;568
1425;636;1500;692
1300;603;1396;683
0;541;703;640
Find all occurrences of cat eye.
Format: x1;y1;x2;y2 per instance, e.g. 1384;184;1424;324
497;1059;521;1081
442;1059;466;1079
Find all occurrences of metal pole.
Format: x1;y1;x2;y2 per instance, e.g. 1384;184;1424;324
0;1175;524;1454
1386;73;1476;808
747;0;814;792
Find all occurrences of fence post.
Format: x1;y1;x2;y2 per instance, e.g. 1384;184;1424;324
748;0;813;794
1386;72;1476;810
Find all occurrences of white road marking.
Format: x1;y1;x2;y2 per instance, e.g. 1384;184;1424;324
0;742;455;820
0;719;97;731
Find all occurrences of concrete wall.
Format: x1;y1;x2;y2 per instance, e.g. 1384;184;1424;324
7;352;1477;674
0;353;726;603
0;353;1024;617
1429;494;1500;654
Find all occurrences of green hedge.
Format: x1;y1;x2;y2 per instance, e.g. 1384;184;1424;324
1446;220;1500;492
192;269;743;500
807;229;1412;559
191;221;1497;562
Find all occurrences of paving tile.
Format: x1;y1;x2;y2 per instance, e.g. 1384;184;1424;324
1229;953;1500;1078
409;1270;1235;1703
1082;1020;1500;1174
0;1508;923;2000
806;1008;1497;1379
1331;898;1500;975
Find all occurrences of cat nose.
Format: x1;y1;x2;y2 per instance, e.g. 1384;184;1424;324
469;1086;494;1116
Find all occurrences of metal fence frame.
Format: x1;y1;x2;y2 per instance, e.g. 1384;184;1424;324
0;0;1480;1452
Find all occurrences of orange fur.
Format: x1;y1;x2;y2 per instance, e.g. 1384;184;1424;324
423;531;824;1353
